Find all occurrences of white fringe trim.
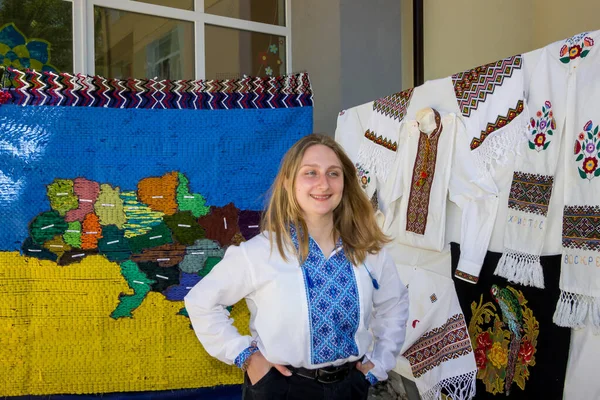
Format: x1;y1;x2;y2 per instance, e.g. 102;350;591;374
357;136;396;183
553;290;600;334
420;369;477;400
494;248;545;289
472;104;530;176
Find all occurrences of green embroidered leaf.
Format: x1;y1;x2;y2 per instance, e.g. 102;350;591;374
588;132;593;140
532;129;537;135
579;168;588;179
595;126;599;135
543;142;550;150
576;153;584;161
596;141;600;150
581;50;590;58
560;56;571;64
595;168;600;177
547;129;553;136
528;141;535;150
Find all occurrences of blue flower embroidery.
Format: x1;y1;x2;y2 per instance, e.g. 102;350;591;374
0;23;57;72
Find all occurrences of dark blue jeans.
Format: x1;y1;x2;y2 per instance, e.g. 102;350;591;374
242;367;370;400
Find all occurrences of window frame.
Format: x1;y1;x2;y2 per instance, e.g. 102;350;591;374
65;0;292;79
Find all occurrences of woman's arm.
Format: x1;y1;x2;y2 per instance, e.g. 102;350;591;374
184;242;256;366
364;250;409;383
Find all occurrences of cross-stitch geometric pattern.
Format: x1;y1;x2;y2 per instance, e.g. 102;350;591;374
452;55;522;117
508;172;554;217
562;205;600;251
291;227;360;365
406;110;443;235
403;314;472;378
364;128;398;152
373;87;414;121
470;99;524;150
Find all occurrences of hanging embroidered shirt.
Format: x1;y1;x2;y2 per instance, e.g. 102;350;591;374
553;31;600;333
359;108;498;284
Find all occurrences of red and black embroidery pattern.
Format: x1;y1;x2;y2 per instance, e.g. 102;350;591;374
470;100;524;150
507;172;554;217
562;205;600;251
455;270;479;284
452;55;522;117
406;110;442;235
403;314;472;378
373;88;414;121
363;129;398;151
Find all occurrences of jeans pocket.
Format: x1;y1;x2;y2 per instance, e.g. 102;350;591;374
248;367;276;388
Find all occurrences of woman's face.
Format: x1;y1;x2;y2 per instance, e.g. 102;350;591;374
294;144;344;222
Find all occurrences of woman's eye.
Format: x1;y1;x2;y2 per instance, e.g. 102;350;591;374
328;171;340;177
305;170;316;176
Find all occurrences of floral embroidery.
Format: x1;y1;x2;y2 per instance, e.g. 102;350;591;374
574;120;600;180
468;286;539;395
560;33;594;64
355;163;371;189
528;101;555;151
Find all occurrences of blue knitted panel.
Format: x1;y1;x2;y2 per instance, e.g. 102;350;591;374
0;104;312;250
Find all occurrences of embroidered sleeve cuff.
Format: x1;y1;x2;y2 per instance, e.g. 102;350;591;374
455;258;481;284
234;345;259;369
365;371;378;386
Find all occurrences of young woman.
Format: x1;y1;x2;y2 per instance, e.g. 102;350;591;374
185;134;409;400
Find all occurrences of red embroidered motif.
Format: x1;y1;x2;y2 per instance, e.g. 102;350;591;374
406;110;442;235
470;100;524;150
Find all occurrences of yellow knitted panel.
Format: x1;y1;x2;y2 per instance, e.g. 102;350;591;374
0;252;248;396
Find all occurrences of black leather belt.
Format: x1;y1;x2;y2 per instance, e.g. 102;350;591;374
286;360;359;384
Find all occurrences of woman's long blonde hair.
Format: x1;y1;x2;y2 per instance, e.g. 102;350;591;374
260;133;389;266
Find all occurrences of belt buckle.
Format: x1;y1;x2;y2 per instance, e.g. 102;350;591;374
316;366;347;384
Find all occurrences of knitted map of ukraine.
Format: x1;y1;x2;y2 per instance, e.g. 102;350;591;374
22;171;258;319
0;68;313;396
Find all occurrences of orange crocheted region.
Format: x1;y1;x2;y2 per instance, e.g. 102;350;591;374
81;213;102;249
138;172;179;216
0;252;249;396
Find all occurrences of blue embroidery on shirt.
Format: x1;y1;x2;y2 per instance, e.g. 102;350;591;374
291;226;360;365
234;345;259;369
366;371;378;386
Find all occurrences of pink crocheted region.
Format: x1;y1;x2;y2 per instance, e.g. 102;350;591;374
65;178;100;222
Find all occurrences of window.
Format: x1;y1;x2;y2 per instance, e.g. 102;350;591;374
0;0;291;80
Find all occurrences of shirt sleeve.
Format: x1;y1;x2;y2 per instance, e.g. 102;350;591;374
184;242;256;365
364;250;410;382
449;118;499;284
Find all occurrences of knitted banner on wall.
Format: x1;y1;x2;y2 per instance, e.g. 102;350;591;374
0;68;313;396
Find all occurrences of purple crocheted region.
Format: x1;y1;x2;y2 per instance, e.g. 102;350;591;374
238;210;262;240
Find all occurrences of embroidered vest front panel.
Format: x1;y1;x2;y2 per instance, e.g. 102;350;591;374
406;111;443;235
291;228;360;365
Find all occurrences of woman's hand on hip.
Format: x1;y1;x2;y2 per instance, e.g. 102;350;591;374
246;351;292;385
356;359;375;375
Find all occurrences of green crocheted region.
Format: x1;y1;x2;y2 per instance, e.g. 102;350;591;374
47;179;78;216
30;211;68;245
98;225;131;262
127;222;173;254
177;173;210;218
95;184;126;229
110;260;156;319
62;221;81;248
163;211;205;246
199;256;222;277
121;190;164;238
